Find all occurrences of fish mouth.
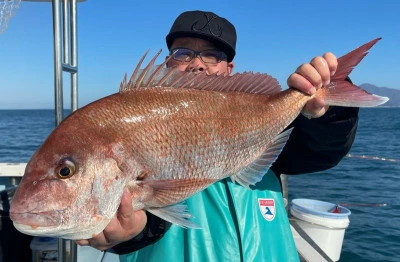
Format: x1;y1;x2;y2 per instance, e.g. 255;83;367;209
12;213;112;240
12;222;61;238
10;210;62;228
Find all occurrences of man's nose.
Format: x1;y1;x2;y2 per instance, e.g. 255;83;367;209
185;56;206;72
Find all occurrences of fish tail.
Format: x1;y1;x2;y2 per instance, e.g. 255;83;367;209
318;81;389;107
317;38;389;107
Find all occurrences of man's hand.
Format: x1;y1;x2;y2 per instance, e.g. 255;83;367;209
75;188;147;251
287;52;338;118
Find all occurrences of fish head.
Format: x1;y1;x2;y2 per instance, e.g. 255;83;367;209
10;117;127;239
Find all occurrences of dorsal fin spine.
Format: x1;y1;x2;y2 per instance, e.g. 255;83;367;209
168;70;188;87
125;50;149;91
119;73;127;90
202;75;220;90
178;73;200;89
157;67;180;87
145;50;170;87
135;50;161;88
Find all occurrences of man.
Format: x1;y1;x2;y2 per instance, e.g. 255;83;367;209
77;10;358;261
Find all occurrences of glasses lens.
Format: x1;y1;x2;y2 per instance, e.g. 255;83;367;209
170;48;227;64
200;50;226;64
172;48;194;62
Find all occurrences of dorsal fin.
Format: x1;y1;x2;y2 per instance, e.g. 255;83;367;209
119;50;282;95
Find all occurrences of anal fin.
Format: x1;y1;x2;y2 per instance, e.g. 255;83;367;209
147;203;201;229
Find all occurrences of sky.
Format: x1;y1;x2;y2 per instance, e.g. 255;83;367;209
0;0;399;109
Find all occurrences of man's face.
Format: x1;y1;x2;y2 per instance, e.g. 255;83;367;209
166;37;234;76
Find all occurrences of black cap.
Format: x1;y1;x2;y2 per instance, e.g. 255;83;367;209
166;11;237;62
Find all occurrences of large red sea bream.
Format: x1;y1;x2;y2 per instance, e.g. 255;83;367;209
10;38;388;239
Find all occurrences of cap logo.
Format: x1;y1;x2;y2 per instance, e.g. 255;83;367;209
191;13;222;37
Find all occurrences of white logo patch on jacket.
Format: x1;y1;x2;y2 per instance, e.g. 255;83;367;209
258;198;276;221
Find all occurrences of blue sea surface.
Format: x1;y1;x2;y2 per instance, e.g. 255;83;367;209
0;110;55;163
0;108;399;261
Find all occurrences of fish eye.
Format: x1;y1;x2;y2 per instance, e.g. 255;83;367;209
56;158;76;179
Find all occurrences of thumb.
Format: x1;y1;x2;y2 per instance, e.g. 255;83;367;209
118;188;134;219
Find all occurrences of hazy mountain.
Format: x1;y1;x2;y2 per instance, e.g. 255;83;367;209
359;83;400;107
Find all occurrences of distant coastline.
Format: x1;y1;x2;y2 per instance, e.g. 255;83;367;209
360;83;400;107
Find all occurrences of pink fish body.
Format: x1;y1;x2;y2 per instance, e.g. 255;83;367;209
10;38;388;239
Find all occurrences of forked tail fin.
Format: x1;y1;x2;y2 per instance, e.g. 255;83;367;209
332;38;381;81
318;38;389;107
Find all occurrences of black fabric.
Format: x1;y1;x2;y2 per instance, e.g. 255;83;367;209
112;211;170;255
166;11;237;62
271;106;359;175
1;188;33;262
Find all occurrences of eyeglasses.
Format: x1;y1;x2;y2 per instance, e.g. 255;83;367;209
169;48;228;64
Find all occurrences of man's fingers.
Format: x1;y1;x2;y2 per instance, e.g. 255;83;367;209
310;56;330;87
287;72;316;95
75;239;90;246
75;233;111;251
295;63;323;89
302;97;328;118
74;188;148;251
101;216;124;243
323;52;338;76
117;188;135;221
288;52;338;119
87;232;113;251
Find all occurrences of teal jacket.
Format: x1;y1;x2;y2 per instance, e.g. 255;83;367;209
120;169;299;262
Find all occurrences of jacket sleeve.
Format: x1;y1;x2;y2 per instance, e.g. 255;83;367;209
112;212;171;254
270;106;359;176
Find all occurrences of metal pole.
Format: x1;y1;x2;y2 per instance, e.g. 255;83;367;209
55;1;66;260
69;4;79;262
70;0;78;111
69;4;79;260
281;174;289;213
52;0;63;126
70;1;79;258
51;0;80;260
62;0;68;64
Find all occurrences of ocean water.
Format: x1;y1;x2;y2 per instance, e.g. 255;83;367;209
0;108;399;261
0;110;56;163
288;108;400;262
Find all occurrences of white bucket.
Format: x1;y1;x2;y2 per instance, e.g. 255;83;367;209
290;198;351;261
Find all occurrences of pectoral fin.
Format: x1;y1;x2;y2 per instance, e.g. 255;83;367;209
230;128;293;189
142;178;216;206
